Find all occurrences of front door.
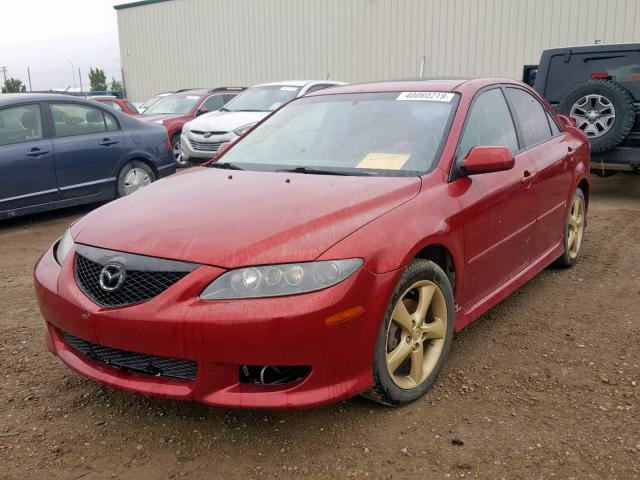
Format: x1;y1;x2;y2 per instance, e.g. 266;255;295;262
0;103;57;214
453;88;538;306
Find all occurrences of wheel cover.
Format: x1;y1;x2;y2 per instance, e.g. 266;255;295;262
385;280;448;390
124;168;151;195
173;138;186;165
570;94;616;138
567;195;585;258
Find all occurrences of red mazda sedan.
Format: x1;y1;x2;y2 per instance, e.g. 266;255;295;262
34;79;590;408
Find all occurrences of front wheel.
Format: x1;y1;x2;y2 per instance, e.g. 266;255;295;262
172;135;190;168
117;161;156;197
556;188;586;267
363;259;455;406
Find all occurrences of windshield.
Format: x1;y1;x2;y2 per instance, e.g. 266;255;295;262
139;95;163;110
223;85;302;112
219;92;458;176
143;94;202;115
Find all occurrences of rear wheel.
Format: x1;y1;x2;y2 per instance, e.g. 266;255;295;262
117;160;155;197
363;259;455;406
556;188;586;267
172;134;190;168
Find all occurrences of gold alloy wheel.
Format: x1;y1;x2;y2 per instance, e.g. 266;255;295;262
385;280;448;390
568;195;585;258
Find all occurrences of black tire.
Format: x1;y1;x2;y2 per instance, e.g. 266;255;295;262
558;80;634;153
363;259;455;406
172;134;190;168
116;160;156;198
555;188;586;268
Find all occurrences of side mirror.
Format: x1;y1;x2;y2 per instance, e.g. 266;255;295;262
196;107;209;117
216;142;232;158
557;114;576;128
463;146;515;175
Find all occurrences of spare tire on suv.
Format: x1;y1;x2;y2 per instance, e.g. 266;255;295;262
558;80;635;153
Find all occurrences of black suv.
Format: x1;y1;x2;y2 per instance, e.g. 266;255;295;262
525;43;640;175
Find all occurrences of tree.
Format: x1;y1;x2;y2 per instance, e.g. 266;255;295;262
88;68;107;91
110;77;123;92
1;78;27;93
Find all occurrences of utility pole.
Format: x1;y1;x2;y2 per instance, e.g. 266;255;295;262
78;67;83;92
27;67;32;91
0;66;7;84
66;59;75;88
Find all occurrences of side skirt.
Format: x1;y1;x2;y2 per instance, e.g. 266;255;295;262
453;240;564;332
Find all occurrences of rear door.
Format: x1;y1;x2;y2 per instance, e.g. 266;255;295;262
455;87;537;306
0;103;57;213
503;87;573;258
48;102;125;200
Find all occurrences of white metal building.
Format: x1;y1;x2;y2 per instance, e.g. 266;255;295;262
115;0;640;101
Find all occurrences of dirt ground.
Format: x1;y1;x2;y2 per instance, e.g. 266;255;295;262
1;175;639;480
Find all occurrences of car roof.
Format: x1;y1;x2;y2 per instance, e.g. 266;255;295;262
0;93;112;107
304;78;522;96
252;80;346;88
541;42;640;55
171;87;245;96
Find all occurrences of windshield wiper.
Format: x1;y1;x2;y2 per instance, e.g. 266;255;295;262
220;107;230;112
210;162;244;170
275;167;371;176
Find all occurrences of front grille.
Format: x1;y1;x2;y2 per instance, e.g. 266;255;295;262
73;244;198;308
60;330;197;380
189;140;223;152
190;130;228;135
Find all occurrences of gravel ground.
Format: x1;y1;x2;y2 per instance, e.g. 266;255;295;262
0;175;639;480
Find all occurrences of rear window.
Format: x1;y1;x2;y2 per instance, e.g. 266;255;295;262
544;51;640;101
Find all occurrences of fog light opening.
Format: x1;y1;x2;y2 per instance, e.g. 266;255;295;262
240;365;310;385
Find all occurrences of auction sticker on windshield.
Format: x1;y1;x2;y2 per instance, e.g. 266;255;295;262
357;153;410;170
397;92;454;102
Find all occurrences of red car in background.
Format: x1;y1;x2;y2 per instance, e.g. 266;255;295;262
34;78;590;408
139;87;244;167
92;97;140;116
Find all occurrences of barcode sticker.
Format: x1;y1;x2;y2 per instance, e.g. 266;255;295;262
397;91;455;102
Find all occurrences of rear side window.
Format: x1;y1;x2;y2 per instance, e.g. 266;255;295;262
51;103;111;137
104;112;119;131
504;87;552;148
457;88;519;159
0;104;43;146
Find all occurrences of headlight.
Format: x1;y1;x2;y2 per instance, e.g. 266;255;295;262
182;123;190;134
233;122;256;137
154;120;164;125
54;228;75;265
200;259;363;300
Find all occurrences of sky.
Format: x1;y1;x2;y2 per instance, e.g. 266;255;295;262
0;0;123;91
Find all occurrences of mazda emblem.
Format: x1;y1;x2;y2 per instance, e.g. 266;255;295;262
99;263;126;292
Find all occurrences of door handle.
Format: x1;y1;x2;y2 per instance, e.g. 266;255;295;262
567;146;577;161
99;138;118;146
25;147;50;157
521;170;535;185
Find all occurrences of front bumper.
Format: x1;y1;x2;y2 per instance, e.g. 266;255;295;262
34;244;400;408
181;132;238;162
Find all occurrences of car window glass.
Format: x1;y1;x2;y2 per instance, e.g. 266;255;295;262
125;101;139;114
457;88;519;160
51;103;108;137
104;112;119;131
202;95;225;111
546;110;561;135
222;94;237;104
107;101;123;111
505;87;552;147
0;104;43;146
306;84;332;94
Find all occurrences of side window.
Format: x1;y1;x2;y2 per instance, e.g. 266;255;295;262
0;104;43;146
104;112;119;132
50;103;108;137
546;110;561;136
457;88;519;160
504;87;552;147
306;84;333;94
106;101;123;112
202;95;224;111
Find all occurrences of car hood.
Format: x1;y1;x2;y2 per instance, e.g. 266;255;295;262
138;113;190;125
71;168;421;268
186;111;269;132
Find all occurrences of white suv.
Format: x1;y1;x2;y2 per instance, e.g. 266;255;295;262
180;80;345;164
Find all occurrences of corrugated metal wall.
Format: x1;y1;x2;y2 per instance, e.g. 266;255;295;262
117;0;640;101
